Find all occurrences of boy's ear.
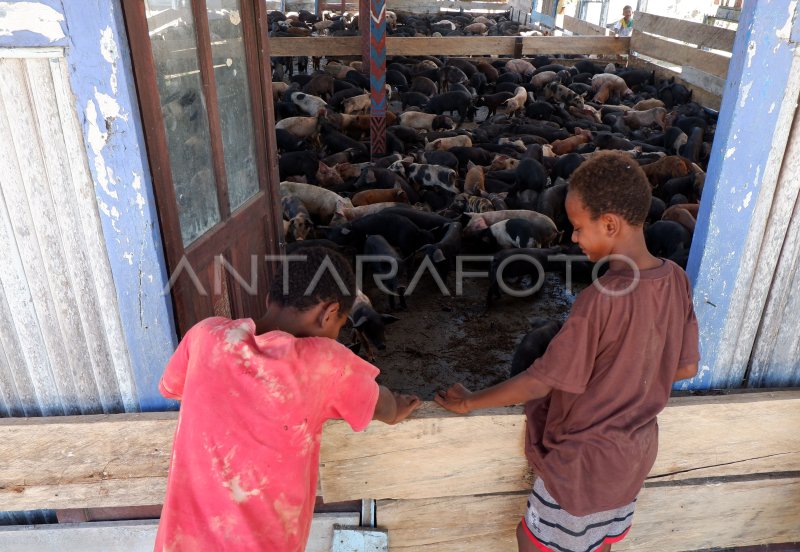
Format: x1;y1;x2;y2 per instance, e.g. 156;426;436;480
602;213;621;236
320;301;342;326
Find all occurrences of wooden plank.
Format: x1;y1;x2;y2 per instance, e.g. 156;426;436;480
267;36;628;57
49;53;139;412
521;36;629;55
0;412;175;510
319;392;800;501
631;32;730;79
1;392;799;510
378;477;800;551
626;56;721;110
563;14;608;36
25;57;127;414
0;58;71;416
268;37;360;57
0;513;360;552
636;11;736;52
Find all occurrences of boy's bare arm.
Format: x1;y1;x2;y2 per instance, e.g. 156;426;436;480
435;371;552;415
674;363;698;382
373;385;422;424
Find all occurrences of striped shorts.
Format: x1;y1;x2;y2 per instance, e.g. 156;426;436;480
521;478;635;552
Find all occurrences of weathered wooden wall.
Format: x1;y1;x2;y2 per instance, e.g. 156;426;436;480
0;51;138;416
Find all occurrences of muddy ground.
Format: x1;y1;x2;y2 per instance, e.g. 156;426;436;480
346;266;581;400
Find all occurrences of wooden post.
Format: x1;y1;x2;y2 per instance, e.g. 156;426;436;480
368;0;386;157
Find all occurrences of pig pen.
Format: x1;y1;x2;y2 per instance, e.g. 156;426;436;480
270;13;723;399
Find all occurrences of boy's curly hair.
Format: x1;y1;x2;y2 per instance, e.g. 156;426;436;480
568;151;651;226
269;247;355;314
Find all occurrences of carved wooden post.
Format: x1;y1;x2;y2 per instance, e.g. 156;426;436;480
368;0;386;157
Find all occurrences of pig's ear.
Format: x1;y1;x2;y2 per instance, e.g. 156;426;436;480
341;227;351;235
352;315;368;328
381;314;400;325
467;160;476;170
318;160;327;170
432;248;446;263
496;192;509;199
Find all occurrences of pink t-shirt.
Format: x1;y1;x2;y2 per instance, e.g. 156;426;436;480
154;317;380;552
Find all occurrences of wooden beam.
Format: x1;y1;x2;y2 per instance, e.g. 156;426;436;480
2;392;799;510
636;11;736;52
631;32;731;79
319;391;800;502
627;56;721;110
562;14;608;36
520;36;629;55
266;36;629;58
378;477;800;551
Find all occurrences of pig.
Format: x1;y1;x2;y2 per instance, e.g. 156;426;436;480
380;206;452;231
416;150;459;170
351;188;409;207
349;289;399;361
279;181;353;223
272;81;289;101
641;155;692;188
464;22;488;34
486;218;557;249
543;81;584;109
509;318;562;376
661;205;696;234
504;86;529;116
623;107;668;130
475;61;499;82
331;203;403;225
363;235;408;311
453;193;493;213
281;195;314;242
288;91;327;116
274;114;321;138
505;58;535;77
410;75;439;96
551;127;593;155
416;221;463;277
486;247;561;308
515;158;549;193
476;91;514;118
645;220;692;258
327;212;435;257
489;155;520;171
426;135;473;151
633;98;666;111
425;91;475;123
464;210;558;241
398;111;456;131
342;93;371;114
530;70;559;89
389;161;459;194
279;151;342;188
464;163;486;194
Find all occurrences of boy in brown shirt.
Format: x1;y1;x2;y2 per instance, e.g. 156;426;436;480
436;151;700;552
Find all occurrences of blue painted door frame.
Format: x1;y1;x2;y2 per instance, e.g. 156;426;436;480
685;0;800;389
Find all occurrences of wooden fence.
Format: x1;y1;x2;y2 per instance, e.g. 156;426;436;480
1;391;799;550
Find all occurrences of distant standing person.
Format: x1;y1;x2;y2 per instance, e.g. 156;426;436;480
614;5;634;37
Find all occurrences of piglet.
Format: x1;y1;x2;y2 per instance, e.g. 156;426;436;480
349;290;400;361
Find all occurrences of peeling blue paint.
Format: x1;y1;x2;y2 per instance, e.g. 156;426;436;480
684;0;800;390
57;0;178;410
0;0;68;47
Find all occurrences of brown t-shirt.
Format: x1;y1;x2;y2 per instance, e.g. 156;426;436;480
525;259;699;516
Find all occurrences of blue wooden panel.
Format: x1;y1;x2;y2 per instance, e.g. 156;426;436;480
683;0;800;390
0;0;68;47
56;1;178;410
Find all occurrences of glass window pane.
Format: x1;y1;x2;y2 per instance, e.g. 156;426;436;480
145;2;221;246
208;1;259;211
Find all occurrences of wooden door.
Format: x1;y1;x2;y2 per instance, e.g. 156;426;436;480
122;0;284;334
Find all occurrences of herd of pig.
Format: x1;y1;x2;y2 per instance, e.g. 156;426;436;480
270;16;713;368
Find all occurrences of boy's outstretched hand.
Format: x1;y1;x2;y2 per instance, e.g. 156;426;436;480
373;386;422;424
435;383;473;414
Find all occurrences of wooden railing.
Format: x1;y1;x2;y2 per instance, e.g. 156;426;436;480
1;392;799;550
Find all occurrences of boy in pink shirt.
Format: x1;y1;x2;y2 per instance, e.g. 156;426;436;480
155;247;420;552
